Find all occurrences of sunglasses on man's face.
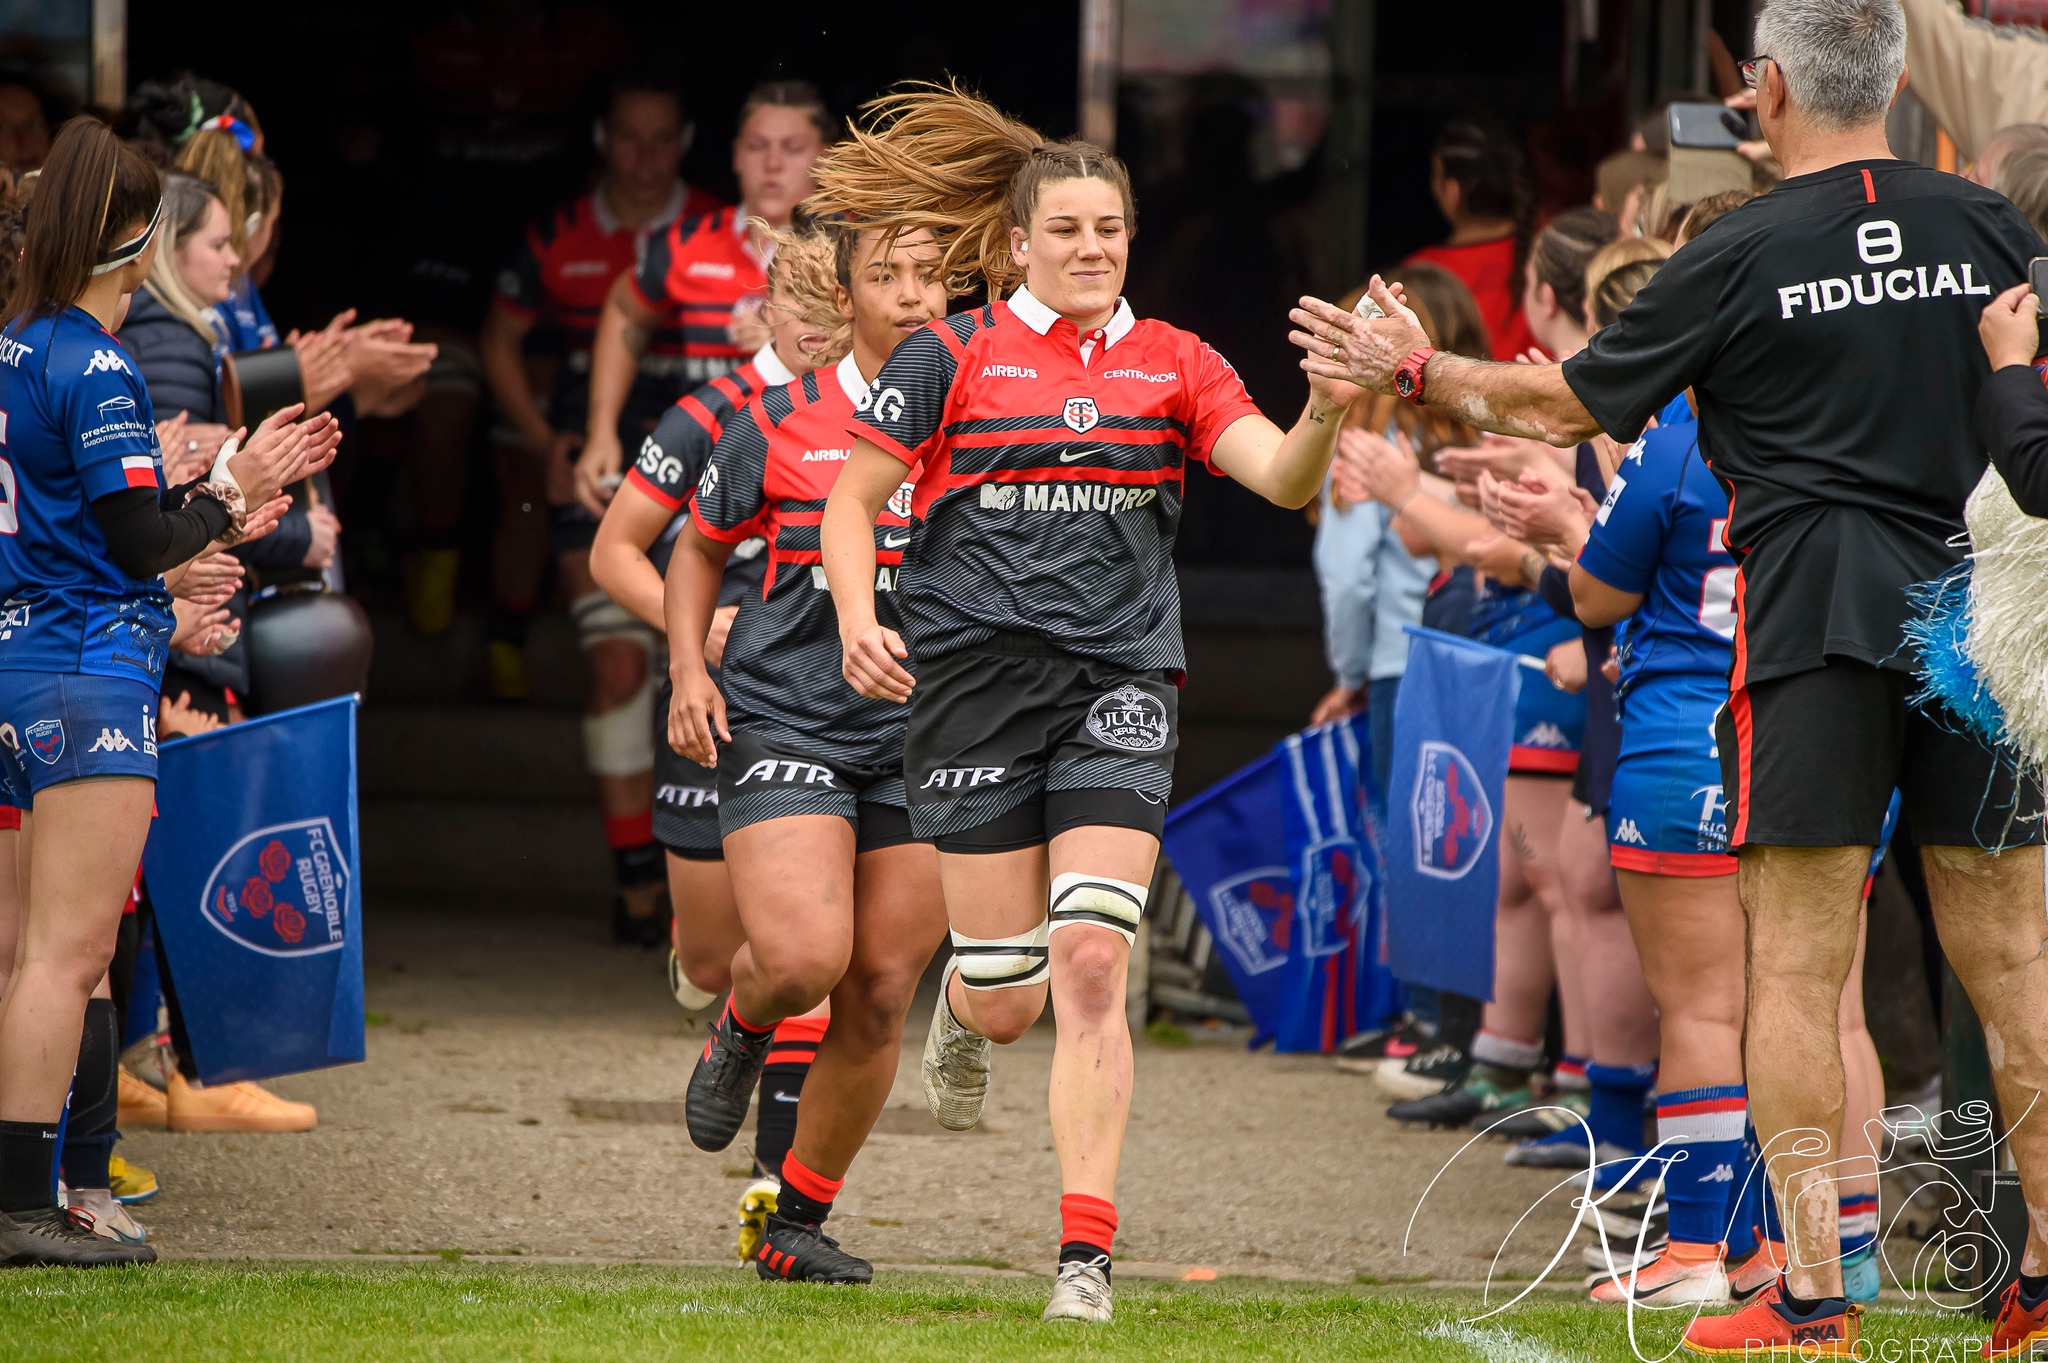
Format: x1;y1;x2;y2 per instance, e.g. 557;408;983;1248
1739;56;1773;90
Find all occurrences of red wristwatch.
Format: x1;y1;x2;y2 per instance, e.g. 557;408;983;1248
1394;346;1438;404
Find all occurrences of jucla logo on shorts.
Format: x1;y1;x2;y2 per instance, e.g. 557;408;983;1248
1411;740;1492;880
1085;685;1168;753
200;819;349;957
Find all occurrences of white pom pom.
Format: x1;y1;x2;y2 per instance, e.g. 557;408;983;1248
1964;467;2048;769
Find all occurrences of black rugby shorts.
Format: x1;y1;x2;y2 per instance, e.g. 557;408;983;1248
654;683;723;859
716;728;913;852
1714;658;2045;851
905;633;1178;850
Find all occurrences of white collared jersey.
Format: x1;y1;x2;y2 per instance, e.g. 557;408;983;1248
847;296;1259;673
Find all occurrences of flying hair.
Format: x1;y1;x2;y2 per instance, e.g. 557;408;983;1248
760;217;853;366
805;81;1134;299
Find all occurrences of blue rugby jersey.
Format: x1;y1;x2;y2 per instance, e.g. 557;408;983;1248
0;307;174;685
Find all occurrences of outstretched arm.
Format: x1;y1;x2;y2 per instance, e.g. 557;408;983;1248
1290;280;1602;446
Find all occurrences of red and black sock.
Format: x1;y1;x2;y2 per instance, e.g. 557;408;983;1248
1059;1193;1117;1277
777;1152;843;1228
605;812;662;890
753;1016;825;1179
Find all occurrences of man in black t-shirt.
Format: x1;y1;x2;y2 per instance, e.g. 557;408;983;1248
1294;1;2048;1349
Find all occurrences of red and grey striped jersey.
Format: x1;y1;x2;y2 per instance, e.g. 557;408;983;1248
494;184;718;431
846;288;1260;672
632;205;765;386
690;355;920;761
625;343;795;605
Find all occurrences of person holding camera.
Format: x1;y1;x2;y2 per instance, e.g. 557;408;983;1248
1291;2;2048;1353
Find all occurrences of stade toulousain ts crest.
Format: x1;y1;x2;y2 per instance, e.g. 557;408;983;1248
200;818;350;957
1411;740;1492;880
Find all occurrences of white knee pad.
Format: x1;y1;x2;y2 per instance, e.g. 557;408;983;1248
951;922;1050;991
583;675;655;777
1048;872;1146;945
571;591;655;655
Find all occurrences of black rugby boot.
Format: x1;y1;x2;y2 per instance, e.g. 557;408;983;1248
684;1005;776;1152
0;1205;156;1267
753;1214;873;1284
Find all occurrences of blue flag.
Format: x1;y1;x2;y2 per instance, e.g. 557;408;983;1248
1273;717;1397;1052
141;695;365;1084
1385;626;1520;1002
1159;748;1293;1043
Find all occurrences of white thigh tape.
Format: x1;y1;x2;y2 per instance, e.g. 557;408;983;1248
1047;872;1146;944
571;591;655;654
950;922;1050;990
582;675;655;777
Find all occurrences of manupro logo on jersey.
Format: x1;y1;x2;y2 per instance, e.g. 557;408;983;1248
86;727;136;753
83;349;129;376
978;482;1159;515
1614;818;1649;846
808;566;897;592
919;766;1005;789
736;759;837;786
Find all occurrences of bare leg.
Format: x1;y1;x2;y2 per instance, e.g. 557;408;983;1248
722;816;857;1024
666;852;742;997
788;842;949;1178
0;826;20;1007
1739;843;1868;1299
937;847;1051;1046
1483;776;1568;1050
1922;843;2048;1273
1561;804;1658;1069
1836;916;1882;1245
0;781;154;1122
1618;869;1745;1092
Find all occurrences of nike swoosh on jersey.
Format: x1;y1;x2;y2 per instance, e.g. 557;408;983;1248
1059;448;1105;463
882;533;910;548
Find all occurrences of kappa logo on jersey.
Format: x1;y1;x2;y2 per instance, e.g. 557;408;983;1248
1062;396;1100;434
736;758;837;786
1086;685;1169;753
887;482;915;519
201;819;349;958
23;718;63;765
637;437;683;489
656;783;718;808
0;597;27;639
1411;740;1492;880
1520;721;1573;750
1614;818;1649;846
86;727;136;753
919;766;1006;789
83;349;128;377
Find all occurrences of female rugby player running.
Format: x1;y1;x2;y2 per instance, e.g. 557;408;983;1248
669;221;951;1284
810;85;1353;1323
0;118;335;1266
589;229;845;1257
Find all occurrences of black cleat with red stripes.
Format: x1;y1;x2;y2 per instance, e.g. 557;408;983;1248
753;1214;873;1285
684;1005;776;1152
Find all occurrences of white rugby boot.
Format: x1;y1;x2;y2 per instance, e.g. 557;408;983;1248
1043;1255;1114;1323
922;959;992;1132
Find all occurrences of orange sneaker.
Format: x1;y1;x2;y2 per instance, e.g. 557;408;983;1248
1681;1279;1859;1357
1984;1279;2048;1357
166;1073;317;1133
1590;1241;1729;1305
1726;1238;1787;1303
117;1067;168;1130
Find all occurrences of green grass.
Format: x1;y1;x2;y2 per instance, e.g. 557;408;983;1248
0;1261;2000;1362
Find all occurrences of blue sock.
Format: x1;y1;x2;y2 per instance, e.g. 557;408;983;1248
1585;1062;1656;1153
1656;1085;1747;1248
1840;1192;1877;1259
1725;1127;1761;1260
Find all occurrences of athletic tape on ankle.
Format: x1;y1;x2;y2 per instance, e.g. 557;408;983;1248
1047;873;1145;944
582;674;655;776
951;923;1050;990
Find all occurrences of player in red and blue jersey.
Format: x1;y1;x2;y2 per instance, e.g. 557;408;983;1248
0;119;335;1267
809;87;1354;1323
480;72;720;945
666;223;950;1286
